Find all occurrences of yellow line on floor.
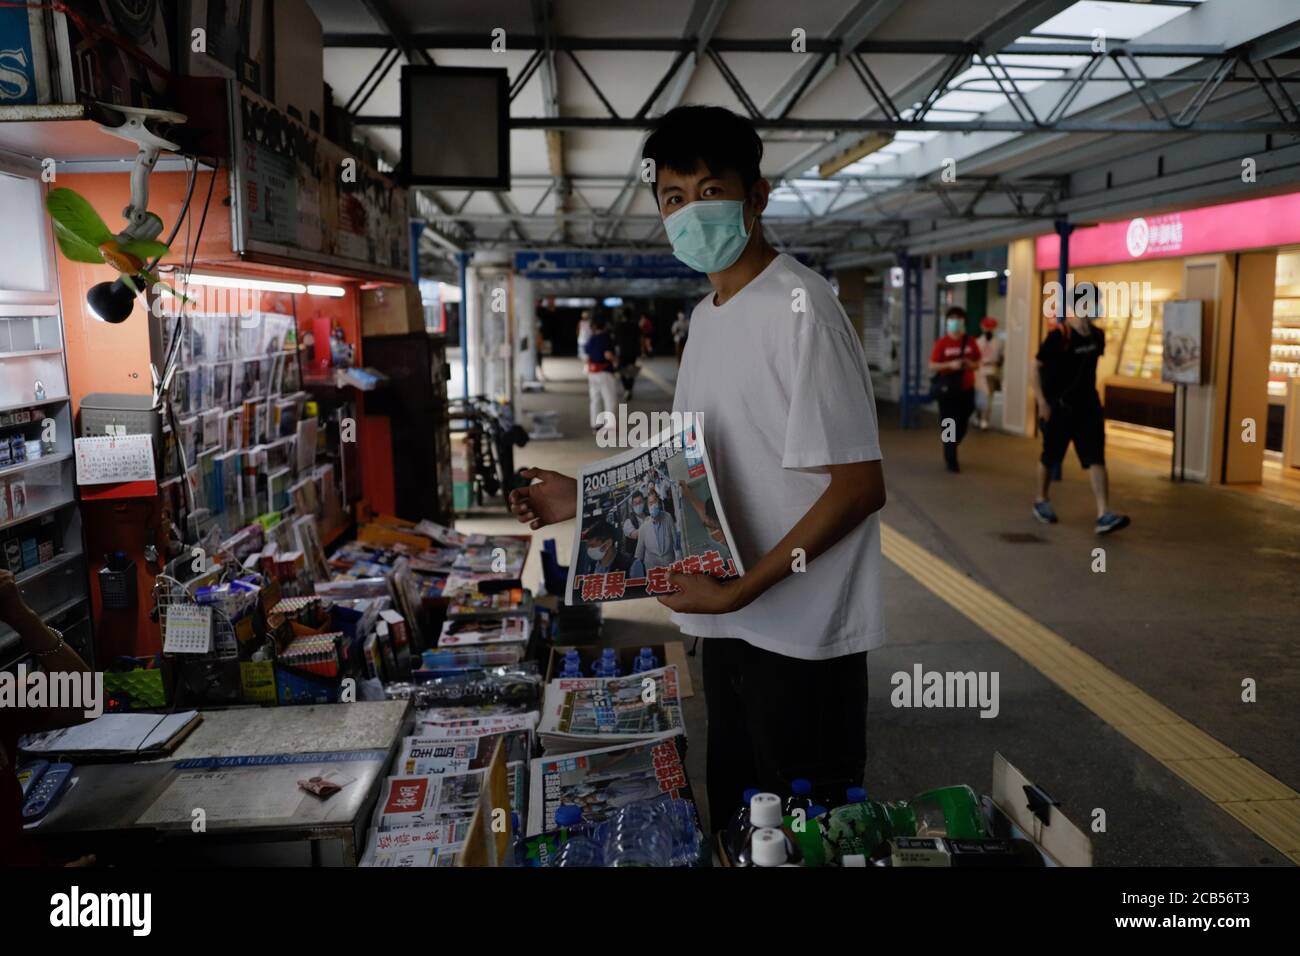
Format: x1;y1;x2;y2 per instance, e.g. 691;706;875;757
880;521;1300;864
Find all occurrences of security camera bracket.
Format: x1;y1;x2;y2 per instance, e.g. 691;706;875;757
93;103;187;243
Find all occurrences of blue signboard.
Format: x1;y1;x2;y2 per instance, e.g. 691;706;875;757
0;6;40;105
515;250;702;280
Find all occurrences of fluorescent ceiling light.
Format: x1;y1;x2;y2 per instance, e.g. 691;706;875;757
182;273;307;294
307;284;346;297
945;270;1000;283
819;132;894;178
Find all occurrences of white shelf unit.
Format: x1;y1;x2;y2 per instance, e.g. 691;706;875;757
0;158;91;669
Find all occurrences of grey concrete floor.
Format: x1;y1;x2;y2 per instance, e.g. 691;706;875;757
460;356;1298;865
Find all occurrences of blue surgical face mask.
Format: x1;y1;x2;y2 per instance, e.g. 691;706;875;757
633;503;645;516
649;503;662;518
663;200;752;274
587;544;607;562
946;319;964;336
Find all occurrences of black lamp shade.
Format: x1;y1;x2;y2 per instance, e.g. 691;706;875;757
86;278;138;324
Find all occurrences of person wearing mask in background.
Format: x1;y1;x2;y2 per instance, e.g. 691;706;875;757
633;488;680;570
1;570;95;866
1031;284;1131;535
614;313;642;401
974;316;1004;430
580;520;643;579
621;490;647;558
509;105;887;829
638;312;655;357
671;310;690;363
928;306;981;472
577;309;593;356
584;316;620;434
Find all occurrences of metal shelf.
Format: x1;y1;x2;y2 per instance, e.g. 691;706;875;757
0;495;74;533
0;395;70;416
0;594;90;671
0;450;71;480
0;348;63;360
14;548;82;586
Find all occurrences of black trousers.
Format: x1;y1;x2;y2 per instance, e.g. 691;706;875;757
937;390;976;465
702;637;868;832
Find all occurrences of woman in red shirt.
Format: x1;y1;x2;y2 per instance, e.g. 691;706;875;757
929;306;981;473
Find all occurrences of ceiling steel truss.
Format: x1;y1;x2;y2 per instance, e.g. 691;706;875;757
344;36;1300;134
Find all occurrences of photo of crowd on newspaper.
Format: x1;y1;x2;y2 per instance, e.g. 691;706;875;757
567;419;741;605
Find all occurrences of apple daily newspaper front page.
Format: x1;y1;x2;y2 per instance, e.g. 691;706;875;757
565;414;744;605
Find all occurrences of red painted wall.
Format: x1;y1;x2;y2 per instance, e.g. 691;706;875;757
55;171;392;656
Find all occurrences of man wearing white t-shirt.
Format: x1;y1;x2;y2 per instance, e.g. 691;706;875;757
509;105;887;828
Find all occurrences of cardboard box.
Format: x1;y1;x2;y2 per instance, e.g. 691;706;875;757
271;0;324;131
361;285;425;337
546;641;694;697
180;0;271;94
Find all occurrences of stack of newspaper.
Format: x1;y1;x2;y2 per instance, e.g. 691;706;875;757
537;665;685;753
360;707;535;867
526;735;692;836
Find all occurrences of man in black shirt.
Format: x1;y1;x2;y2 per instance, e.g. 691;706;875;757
1031;288;1131;535
614;315;642;401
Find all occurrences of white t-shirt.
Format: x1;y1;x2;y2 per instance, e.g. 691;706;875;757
671;254;884;660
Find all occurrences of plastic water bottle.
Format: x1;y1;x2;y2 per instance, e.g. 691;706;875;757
559;649;583;678
723;787;761;865
553;835;604;867
551;804;605;867
808;804;828;820
602;801;671;867
631;647;659;673
750;827;791;867
784;778;814;816
653;798;703;866
554;803;601;839
735;792;802;866
845;786;867;805
592;647;621;677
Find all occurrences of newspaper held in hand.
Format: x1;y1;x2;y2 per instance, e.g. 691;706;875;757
567;415;742;605
538;665;685;754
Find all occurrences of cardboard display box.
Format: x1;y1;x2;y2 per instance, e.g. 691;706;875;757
271;0;324;131
361;285;425;337
546;641;694;697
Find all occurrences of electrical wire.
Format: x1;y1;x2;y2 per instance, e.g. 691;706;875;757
157;157;219;519
145;153;197;274
157;157;218;403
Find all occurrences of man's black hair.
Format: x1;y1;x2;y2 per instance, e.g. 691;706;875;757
584;519;617;543
945;306;968;320
642;105;764;205
631;490;645;502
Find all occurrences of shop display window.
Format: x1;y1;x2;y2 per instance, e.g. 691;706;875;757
1271;252;1300;399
